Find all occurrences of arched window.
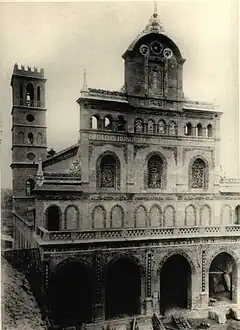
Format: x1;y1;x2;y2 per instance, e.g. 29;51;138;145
147;120;155;134
37;132;43;145
207;124;213;137
99;154;120;190
235;206;240;224
158;120;166;134
116;115;125;131
169;121;177;135
185;123;192;136
196;123;203;136
37;86;41;106
26;83;34;106
18;132;24;144
134;119;144;133
27;132;34;144
104;115;112;130
46;205;61;231
64;205;80;230
185;205;197;226
191;158;207;189
90;115;99;129
26;179;35;196
148;155;163;188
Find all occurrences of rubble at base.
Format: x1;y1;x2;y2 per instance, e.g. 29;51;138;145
1;257;46;330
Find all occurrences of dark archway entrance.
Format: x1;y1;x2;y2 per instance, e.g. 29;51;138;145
49;260;93;327
105;257;141;319
209;252;237;304
160;254;191;314
46;205;60;231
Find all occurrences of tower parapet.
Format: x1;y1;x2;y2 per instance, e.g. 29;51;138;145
12;63;45;80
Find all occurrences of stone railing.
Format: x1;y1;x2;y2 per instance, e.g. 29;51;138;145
81;89;127;102
35;225;240;243
183;100;216;111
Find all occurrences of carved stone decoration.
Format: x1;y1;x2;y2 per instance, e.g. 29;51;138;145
163;59;168;96
144;151;167;190
44;261;49;291
134;144;147;158
69;158;81;177
135;119;144;134
144;52;149;95
95;253;102;305
147;253;152;297
202;250;206;292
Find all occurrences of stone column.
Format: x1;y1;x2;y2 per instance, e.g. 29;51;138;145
145;252;153;315
93;253;105;321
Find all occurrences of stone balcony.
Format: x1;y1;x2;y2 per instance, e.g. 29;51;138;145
35;225;240;245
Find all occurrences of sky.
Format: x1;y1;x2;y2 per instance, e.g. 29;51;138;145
0;0;239;188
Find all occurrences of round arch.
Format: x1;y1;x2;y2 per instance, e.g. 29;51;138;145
96;151;121;190
105;255;142;319
208;251;239;305
144;151;167;190
159;252;194;313
49;258;94;326
188;155;209;190
64;204;80;230
45;204;61;231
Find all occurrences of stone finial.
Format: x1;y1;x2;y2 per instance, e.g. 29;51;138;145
36;155;44;187
82;68;88;92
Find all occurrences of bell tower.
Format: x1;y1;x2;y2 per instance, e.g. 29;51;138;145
11;64;47;215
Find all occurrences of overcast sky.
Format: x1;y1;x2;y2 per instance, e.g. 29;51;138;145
0;0;239;188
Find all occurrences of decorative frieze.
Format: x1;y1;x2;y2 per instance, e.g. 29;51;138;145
147;253;152;297
202;250;206;291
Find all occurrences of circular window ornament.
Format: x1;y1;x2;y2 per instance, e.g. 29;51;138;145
150;41;163;55
139;44;149;56
26;114;34;122
163;48;173;59
27;152;36;161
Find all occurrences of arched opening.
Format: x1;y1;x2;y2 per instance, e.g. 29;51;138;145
116;115;125;131
98;153;120;190
190;158;207;189
26;179;35;196
169;121;177;135
105;258;141;319
235;205;240;224
134;118;144;133
26;83;34;106
37;86;41;106
196;123;203;136
46;205;61;231
90;115;99;129
18;131;24;144
104;115;112;130
49;260;93;327
148;154;163;188
158;120;166;134
207;124;213;137
27;132;34;144
160;254;192;314
147;119;155;134
209;252;237;305
185;123;192;136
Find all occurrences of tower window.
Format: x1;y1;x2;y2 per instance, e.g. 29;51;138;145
148;155;163;188
169;121;177;135
207;124;213;137
185;123;192;136
26;114;35;122
196;124;203;136
116;115;125;131
26;83;34;106
104;115;112;130
191;158;207;189
27;132;34;144
26;179;35;196
37;86;41;106
90;115;99;129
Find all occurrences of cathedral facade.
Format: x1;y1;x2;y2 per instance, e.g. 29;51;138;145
11;9;240;329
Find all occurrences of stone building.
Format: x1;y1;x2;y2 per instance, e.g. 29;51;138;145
11;8;240;329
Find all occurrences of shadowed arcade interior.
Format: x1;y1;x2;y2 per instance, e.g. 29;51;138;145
105;257;141;319
160;254;191;314
209;252;237;304
49;261;93;327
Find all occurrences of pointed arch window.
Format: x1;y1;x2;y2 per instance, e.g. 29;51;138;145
158;120;166;134
185;123;192;136
135;119;144;133
99;154;120;190
207;124;213;137
104;115;112;130
26;179;35;196
148;155;163;188
27;132;34;144
169;121;177;135
196;123;203;136
37;86;41;106
191;158;207;189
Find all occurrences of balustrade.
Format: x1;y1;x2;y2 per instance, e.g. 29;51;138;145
35;224;240;242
